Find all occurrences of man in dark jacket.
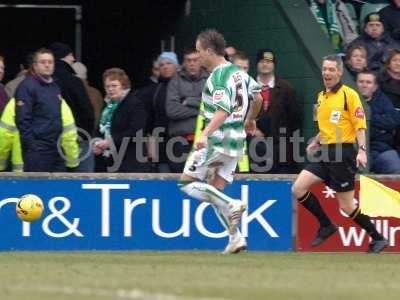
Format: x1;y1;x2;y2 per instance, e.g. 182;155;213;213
357;70;400;173
347;12;400;70
249;49;301;174
379;0;400;41
137;51;179;173
166;48;208;172
49;42;95;172
15;48;66;172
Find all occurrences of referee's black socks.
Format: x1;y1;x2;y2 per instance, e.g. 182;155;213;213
348;208;384;241
297;192;332;227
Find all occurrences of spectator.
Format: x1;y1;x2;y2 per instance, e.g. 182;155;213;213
150;59;160;84
378;49;400;108
379;0;400;41
136;60;159;122
356;70;400;173
165;48;208;173
335;0;359;47
249;49;301;174
72;61;103;129
5;53;33;97
15;48;79;172
93;68;149;173
0;55;9;113
141;57;160;86
347;12;400;70
49;42;95;172
309;0;342;51
345;44;368;79
325;1;389;21
137;51;179;172
232;51;250;73
224;46;236;62
0;96;79;173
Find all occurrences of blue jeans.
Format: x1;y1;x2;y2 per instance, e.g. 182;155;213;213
75;141;95;172
371;149;400;174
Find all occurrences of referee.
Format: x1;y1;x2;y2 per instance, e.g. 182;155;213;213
292;55;388;253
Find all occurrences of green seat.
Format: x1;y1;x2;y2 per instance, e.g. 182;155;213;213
359;3;389;27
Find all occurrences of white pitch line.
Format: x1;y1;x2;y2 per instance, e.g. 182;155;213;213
3;285;230;300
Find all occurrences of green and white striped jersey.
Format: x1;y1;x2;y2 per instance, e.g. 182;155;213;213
202;62;261;157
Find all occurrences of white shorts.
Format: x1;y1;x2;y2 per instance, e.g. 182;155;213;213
183;147;239;183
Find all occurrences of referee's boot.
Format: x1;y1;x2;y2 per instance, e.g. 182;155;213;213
311;223;338;247
367;239;388;254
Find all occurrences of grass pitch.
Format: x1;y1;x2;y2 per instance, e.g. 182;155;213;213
0;252;399;300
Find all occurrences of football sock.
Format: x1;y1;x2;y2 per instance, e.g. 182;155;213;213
298;191;332;227
178;180;232;211
348;208;383;241
212;205;241;241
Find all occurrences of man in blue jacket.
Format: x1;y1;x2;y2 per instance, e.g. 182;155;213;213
356;70;400;173
15;48;71;172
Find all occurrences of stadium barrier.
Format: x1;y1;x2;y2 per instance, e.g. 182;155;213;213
1;173;399;252
0;173;293;251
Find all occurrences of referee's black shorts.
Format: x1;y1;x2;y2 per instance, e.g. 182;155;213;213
304;143;357;192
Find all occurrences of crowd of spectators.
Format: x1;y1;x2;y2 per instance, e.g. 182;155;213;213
308;0;400;174
0;0;399;174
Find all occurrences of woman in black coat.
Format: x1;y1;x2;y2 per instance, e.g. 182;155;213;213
93;68;150;172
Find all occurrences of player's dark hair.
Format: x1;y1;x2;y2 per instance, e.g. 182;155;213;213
197;29;226;56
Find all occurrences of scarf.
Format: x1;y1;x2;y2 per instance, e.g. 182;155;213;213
99;89;130;138
310;0;342;52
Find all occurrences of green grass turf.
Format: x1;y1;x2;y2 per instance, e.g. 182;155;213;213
0;252;399;300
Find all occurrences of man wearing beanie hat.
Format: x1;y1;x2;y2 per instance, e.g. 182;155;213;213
250;48;301;174
49;42;95;172
156;51;179;66
347;12;400;70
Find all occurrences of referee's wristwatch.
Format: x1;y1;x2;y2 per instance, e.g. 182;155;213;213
359;145;367;151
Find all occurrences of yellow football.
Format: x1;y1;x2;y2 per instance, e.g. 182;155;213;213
16;194;44;222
